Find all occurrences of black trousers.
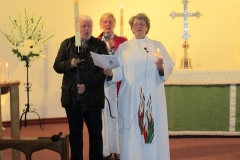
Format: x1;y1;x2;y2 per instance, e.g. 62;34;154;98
65;101;103;160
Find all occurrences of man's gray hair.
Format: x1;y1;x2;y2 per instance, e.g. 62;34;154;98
79;15;92;22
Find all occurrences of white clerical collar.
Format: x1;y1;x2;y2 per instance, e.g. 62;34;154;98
136;37;146;47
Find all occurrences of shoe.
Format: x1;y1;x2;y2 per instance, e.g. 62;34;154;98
114;153;120;160
103;154;112;160
103;157;109;160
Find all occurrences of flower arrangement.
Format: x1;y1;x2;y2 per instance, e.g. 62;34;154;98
1;9;54;61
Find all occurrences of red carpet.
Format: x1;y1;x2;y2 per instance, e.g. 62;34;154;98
1;123;240;160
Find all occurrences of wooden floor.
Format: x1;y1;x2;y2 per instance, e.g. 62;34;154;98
1;122;240;160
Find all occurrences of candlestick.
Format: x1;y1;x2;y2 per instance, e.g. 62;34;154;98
154;48;163;59
120;4;123;36
0;62;1;81
74;0;81;46
5;62;9;82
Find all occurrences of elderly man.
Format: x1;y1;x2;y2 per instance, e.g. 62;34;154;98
53;15;108;160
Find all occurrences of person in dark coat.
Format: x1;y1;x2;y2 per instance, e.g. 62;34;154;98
53;14;108;160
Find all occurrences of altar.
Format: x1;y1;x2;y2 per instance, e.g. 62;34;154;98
0;80;20;160
164;68;240;136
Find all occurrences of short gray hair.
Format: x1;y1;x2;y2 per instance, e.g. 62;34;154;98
79;15;92;22
129;13;150;34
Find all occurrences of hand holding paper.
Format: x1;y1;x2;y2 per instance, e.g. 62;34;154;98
90;51;120;69
103;68;113;76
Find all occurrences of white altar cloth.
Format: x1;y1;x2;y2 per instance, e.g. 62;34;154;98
165;68;240;85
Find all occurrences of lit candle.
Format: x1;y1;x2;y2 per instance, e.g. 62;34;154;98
158;48;163;58
154;48;163;59
74;0;81;46
5;62;9;82
120;4;123;36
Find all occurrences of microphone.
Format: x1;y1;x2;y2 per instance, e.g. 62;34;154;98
51;132;62;142
144;47;149;53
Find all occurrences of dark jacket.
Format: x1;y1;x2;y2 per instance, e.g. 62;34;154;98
53;36;108;110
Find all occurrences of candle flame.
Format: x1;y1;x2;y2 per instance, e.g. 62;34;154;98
6;62;8;67
120;4;123;8
157;48;160;53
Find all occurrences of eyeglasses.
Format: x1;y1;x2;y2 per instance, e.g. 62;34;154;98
133;22;146;27
80;24;92;29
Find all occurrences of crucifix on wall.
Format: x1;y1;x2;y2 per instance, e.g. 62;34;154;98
169;0;201;69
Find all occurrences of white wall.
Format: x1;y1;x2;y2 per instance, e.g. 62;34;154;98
0;0;240;121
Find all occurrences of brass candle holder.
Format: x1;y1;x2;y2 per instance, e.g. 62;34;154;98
181;41;192;69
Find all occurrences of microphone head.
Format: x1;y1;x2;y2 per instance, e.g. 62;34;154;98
51;132;62;142
144;47;149;53
51;135;59;142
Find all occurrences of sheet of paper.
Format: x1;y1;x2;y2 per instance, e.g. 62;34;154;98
90;51;120;69
90;51;105;68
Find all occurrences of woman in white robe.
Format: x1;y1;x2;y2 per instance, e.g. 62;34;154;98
104;13;174;160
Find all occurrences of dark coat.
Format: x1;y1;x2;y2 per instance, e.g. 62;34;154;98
53;36;108;110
